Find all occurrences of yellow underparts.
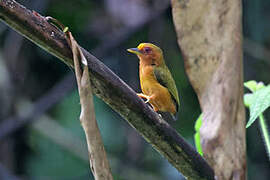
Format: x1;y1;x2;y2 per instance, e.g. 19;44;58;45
139;65;176;114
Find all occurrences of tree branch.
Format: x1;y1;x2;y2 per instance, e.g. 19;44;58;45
0;0;214;179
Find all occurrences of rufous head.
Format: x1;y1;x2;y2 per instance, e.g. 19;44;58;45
127;43;164;66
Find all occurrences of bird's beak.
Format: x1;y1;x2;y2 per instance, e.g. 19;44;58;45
127;48;142;55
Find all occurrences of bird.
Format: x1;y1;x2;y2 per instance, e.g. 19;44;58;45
127;43;180;120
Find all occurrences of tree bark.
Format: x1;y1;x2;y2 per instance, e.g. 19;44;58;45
171;0;246;179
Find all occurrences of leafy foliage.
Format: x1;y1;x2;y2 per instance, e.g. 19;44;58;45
244;80;270;161
194;114;203;156
244;81;270;128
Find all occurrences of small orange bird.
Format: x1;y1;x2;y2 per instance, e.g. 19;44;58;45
127;43;180;120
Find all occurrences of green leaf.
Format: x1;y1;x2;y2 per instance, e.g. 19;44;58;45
246;85;270;128
244;93;254;107
244;80;265;92
194;114;203;156
244;80;258;92
256;82;266;91
194;133;203;156
195;114;202;131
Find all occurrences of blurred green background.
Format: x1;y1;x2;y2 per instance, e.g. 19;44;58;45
0;0;269;179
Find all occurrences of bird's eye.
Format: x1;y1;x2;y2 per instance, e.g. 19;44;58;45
144;47;151;54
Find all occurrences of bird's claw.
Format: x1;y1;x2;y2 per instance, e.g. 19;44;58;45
137;93;151;103
144;98;150;103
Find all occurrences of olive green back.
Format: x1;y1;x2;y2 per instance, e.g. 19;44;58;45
154;65;180;111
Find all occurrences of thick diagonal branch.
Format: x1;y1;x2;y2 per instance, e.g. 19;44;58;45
0;0;214;179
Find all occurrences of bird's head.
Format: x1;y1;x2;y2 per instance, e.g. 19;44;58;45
127;43;164;66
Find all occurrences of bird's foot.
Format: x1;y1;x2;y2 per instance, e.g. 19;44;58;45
137;93;151;103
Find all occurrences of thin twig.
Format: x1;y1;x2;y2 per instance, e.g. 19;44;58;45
259;114;270;160
66;30;113;179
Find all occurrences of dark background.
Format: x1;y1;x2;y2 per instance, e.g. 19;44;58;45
0;0;269;179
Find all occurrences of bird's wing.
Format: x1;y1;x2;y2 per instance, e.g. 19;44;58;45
154;66;180;111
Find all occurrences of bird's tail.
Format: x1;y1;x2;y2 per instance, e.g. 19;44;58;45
158;112;178;122
170;112;178;121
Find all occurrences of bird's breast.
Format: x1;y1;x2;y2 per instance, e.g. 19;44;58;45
139;66;158;95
